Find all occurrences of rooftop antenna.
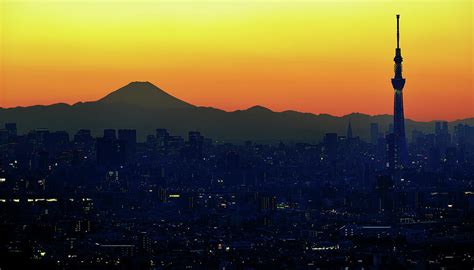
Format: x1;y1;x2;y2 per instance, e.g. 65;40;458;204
396;14;400;49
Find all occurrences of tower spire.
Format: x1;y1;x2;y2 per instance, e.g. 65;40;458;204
396;14;400;49
392;14;405;88
347;121;353;139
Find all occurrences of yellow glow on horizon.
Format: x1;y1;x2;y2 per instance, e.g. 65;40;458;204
0;0;472;121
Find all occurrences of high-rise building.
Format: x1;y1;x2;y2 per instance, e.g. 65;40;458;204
45;131;69;155
156;128;169;151
454;124;474;145
442;122;448;134
0;129;8;145
388;124;394;135
118;129;137;163
145;135;157;151
347;121;353;139
5;123;17;138
385;133;396;169
103;129;117;140
435;121;449;137
375;175;394;213
434;121;451;157
435;122;442;136
188;131;204;158
96;137;125;167
390;14;408;168
74;129;93;144
138;232;152;254
323;133;338;162
33;128;50;146
411;129;424;145
370;123;379;145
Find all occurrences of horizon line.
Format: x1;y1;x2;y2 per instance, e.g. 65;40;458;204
1;81;472;123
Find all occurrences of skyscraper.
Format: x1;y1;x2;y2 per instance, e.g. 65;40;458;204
187;131;204;159
347;121;353;139
118;129;137;163
323;133;338;162
103;129;117;140
370;123;379;145
434;121;451;157
390;14;408;168
4;123;17;138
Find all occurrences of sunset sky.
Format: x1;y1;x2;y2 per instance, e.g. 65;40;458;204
0;0;472;121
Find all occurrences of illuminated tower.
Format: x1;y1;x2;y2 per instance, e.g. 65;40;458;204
391;14;408;168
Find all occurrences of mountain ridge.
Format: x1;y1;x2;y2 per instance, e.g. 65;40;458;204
1;82;473;142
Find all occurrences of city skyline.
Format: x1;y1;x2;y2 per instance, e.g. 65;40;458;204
1;0;473;121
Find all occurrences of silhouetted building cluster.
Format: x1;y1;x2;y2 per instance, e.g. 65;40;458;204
1;120;473;269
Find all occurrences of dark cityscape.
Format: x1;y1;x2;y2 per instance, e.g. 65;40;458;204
1;114;474;269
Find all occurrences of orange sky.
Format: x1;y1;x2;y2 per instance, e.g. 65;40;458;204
0;0;473;121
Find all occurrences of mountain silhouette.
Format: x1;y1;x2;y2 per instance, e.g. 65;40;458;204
1;82;473;142
97;81;194;109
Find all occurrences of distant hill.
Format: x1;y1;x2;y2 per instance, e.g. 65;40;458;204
1;81;473;143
